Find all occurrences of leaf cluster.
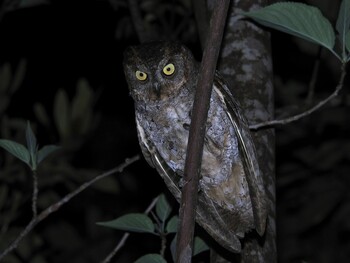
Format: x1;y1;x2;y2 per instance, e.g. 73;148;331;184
0;122;59;171
97;194;209;262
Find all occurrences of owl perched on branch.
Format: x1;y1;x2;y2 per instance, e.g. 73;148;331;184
123;41;267;253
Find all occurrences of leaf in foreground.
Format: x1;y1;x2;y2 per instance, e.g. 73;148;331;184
25;121;37;157
193;236;209;256
156;194;171;223
0;139;30;165
346;31;350;55
336;0;350;56
242;2;335;51
37;145;60;164
165;215;178;234
96;213;155;234
169;234;209;259
134;254;166;263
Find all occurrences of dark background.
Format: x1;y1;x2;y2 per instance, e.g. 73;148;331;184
0;0;349;262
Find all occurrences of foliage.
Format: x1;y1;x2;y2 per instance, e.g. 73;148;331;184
0;122;60;171
243;1;350;62
0;60;114;262
97;194;209;262
98;213;156;234
135;254;167;263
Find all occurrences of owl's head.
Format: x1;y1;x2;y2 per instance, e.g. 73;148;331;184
123;41;198;102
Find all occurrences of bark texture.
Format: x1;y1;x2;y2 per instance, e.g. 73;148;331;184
213;0;276;262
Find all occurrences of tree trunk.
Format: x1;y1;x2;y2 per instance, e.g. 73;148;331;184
211;0;276;262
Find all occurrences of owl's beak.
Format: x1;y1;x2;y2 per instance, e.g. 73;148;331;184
153;82;161;97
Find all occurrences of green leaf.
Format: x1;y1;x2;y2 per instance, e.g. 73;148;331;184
243;3;335;51
97;213;155;234
37;145;60;164
134;254;167;263
25;122;38;170
346;31;350;54
336;0;350;58
165;215;178;233
25;121;37;157
0;139;30;165
156;194;172;223
193;237;209;256
169;235;209;258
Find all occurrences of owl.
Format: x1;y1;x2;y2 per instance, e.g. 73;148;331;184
123;41;267;253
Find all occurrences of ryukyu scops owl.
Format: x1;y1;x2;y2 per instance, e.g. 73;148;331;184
123;41;267;253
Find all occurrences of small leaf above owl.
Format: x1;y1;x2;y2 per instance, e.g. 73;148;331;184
123;41;267;253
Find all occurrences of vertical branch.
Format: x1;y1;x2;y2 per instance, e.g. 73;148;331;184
175;1;230;262
217;0;276;262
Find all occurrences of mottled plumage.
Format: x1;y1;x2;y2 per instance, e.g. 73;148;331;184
123;41;267;252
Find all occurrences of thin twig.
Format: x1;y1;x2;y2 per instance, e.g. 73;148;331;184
100;196;159;263
249;63;347;130
0;155;140;262
175;1;230;262
31;170;38;218
160;233;167;258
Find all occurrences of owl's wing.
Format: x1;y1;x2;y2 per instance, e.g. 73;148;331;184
136;118;182;199
213;72;267;236
136;116;242;252
136;119;156;169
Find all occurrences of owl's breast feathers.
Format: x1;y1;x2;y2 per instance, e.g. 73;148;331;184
135;73;267;253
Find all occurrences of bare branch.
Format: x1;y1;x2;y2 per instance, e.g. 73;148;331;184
249;63;347;130
175;1;230;262
0;155;140;261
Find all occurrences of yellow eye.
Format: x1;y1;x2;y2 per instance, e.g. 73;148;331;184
163;63;175;76
135;70;147;81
